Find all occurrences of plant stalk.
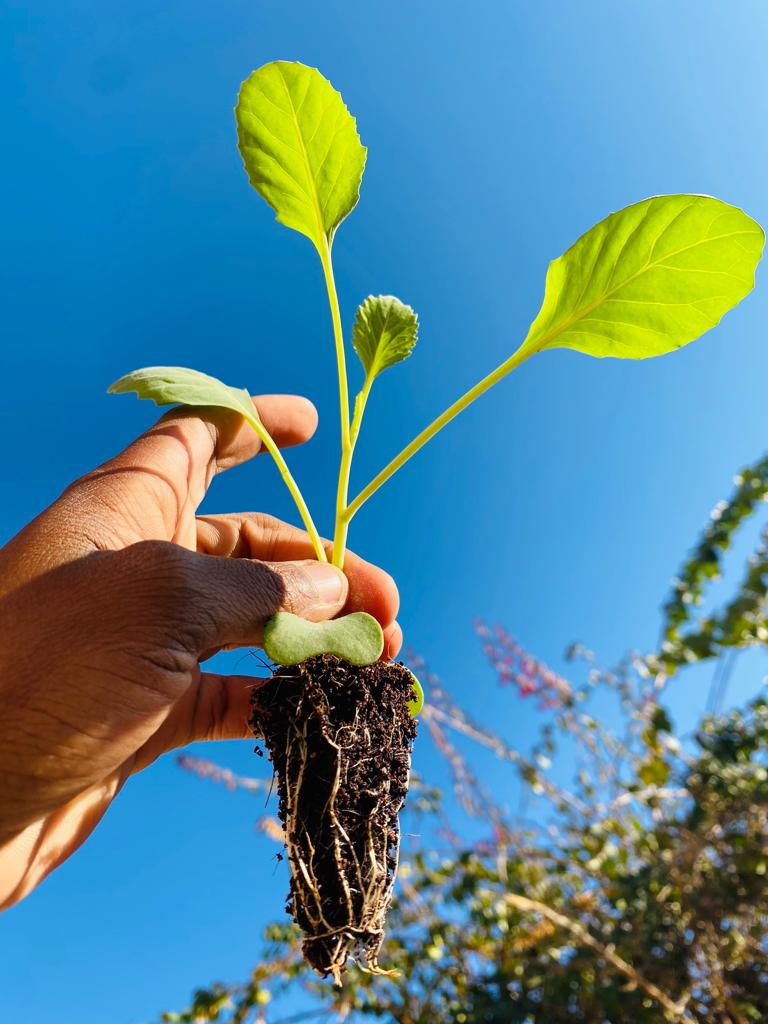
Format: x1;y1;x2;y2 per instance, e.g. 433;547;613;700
320;243;351;445
318;242;355;567
245;414;327;562
332;378;373;567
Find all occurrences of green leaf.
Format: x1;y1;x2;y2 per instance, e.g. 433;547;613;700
108;366;258;423
263;611;384;667
352;295;419;380
522;195;764;359
407;671;425;717
235;61;366;252
638;755;671;787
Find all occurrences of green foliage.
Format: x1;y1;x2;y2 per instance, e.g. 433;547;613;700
160;985;233;1023
406;671;425;717
522;195;764;360
110;62;764;578
235;62;366;252
108;366;256;422
263;611;384;667
344;193;763;525
659;452;768;672
351;295;419;380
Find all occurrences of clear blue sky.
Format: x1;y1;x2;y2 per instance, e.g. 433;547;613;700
3;2;768;1020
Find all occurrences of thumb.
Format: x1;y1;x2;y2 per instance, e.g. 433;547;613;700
130;543;350;654
130;672;266;773
261;558;350;624
64;543;349;660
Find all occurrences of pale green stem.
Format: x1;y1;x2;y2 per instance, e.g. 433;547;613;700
320;242;351;444
344;344;534;522
245;414;327;563
318;241;355;567
333;464;352;568
332;377;373;568
350;377;373;447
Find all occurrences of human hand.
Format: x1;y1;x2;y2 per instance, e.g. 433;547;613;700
0;396;400;907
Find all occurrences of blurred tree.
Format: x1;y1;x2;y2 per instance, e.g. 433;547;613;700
162;452;768;1024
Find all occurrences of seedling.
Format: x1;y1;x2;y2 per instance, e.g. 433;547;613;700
110;63;764;656
109;61;763;981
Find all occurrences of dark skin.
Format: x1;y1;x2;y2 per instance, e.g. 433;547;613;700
0;396;401;907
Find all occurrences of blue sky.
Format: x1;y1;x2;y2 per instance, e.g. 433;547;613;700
3;1;768;1020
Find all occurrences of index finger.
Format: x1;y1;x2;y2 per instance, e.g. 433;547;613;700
73;395;318;543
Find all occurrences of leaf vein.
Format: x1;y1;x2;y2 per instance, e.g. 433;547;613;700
532;228;758;350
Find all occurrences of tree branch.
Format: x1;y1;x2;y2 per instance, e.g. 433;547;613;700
505;893;695;1024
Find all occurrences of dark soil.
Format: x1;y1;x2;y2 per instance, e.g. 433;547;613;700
250;655;417;982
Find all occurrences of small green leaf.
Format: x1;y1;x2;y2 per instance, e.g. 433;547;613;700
407;672;425;717
235;61;366;252
522;195;764;360
108;366;257;423
263;611;384;667
352;295;419;381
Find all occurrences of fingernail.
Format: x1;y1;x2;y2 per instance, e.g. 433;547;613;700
304;561;347;609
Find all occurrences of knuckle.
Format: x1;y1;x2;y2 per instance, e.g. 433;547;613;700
118;541;198;626
249;512;281;535
124;540;191;585
241;559;286;618
268;563;313;614
250;514;290;558
112;545;289;651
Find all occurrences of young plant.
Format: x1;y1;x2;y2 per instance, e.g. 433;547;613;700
108;61;764;981
110;62;763;650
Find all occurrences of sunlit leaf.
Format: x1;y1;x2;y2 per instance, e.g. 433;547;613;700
108;366;257;423
263;611;384;667
407;672;425;717
352;295;419;380
522;195;764;359
235;61;366;252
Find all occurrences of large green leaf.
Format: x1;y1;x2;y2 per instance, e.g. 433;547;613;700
522;195;764;359
235;61;366;252
352;295;419;381
108;366;258;424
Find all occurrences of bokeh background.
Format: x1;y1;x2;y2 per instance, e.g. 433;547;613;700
3;2;768;1020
